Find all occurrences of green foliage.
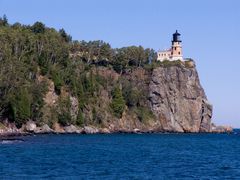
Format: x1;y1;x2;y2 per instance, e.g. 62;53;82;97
0;122;5;129
159;60;183;67
111;46;156;73
38;54;50;75
92;107;97;122
30;81;48;121
122;81;141;107
76;83;85;109
184;59;195;68
69;41;157;72
59;28;72;43
83;73;92;93
70;40;113;64
112;60;125;74
10;88;31;128
76;109;84;126
0;14;8;26
82;71;99;96
57;96;72;126
0;20;71;125
148;59;195;69
99;42;112;61
58;112;71;126
111;86;125;118
31;21;45;34
0;19;161;128
50;68;63;95
143;61;161;71
134;107;155;123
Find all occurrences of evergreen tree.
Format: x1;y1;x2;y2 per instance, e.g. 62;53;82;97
31;21;45;34
0;14;8;26
111;86;125;118
76;109;84;126
59;28;72;42
0;19;157;128
10;88;31;128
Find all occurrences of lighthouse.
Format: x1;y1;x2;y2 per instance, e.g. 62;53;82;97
157;30;184;61
170;30;183;61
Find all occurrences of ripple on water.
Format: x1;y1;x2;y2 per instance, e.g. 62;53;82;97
0;133;240;179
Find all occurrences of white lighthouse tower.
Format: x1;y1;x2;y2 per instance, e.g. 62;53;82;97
157;30;183;61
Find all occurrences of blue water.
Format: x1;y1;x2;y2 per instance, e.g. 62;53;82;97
1;133;240;179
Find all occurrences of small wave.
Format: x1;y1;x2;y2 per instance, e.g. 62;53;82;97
0;139;24;144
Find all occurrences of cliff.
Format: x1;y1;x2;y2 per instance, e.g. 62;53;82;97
149;62;212;132
0;21;231;135
0;60;232;135
0;62;214;135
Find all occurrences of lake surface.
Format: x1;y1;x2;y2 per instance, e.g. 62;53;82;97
1;132;240;179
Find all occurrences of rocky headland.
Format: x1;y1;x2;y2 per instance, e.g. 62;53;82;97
0;21;232;137
149;62;212;132
0;61;232;137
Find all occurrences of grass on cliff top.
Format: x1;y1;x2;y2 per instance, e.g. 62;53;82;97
144;59;195;70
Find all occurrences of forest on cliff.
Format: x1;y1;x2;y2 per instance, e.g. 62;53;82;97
0;15;199;132
0;15;163;128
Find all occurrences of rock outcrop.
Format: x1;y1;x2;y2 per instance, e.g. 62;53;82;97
82;126;99;134
149;62;213;132
34;124;53;134
70;96;79;121
0;61;232;136
0;121;22;136
211;123;233;133
25;121;37;132
64;125;81;133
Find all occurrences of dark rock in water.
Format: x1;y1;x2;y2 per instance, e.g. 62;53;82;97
149;63;213;133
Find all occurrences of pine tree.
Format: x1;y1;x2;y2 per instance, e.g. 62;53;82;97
111;86;125;118
76;110;84;126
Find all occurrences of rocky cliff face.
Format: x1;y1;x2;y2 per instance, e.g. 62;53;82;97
149;62;213;132
0;61;231;135
38;62;214;133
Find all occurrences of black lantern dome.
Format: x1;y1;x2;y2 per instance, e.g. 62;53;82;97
172;30;181;42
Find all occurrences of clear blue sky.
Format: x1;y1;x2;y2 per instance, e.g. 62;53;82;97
0;0;239;127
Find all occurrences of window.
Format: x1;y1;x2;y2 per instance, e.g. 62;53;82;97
175;47;177;50
178;52;180;55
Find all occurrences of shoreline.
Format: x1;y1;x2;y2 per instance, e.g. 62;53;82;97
0;121;233;139
0;129;234;140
